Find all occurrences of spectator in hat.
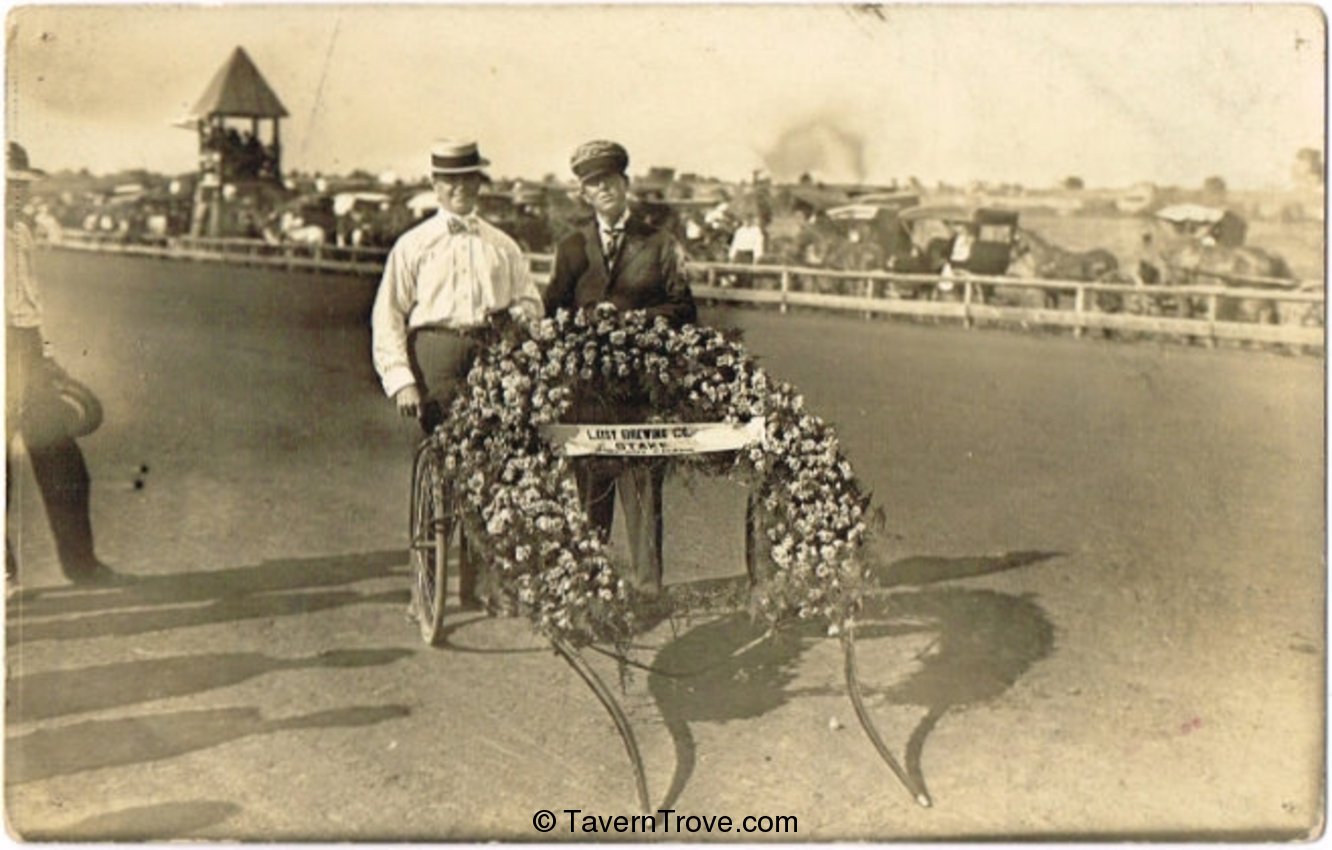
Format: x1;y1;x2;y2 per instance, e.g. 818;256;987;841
371;138;542;612
543;140;697;600
6;142;120;591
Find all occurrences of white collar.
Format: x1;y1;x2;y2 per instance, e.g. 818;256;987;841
436;209;482;236
596;209;630;233
437;208;478;225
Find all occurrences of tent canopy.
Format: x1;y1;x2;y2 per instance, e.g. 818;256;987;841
191;47;289;120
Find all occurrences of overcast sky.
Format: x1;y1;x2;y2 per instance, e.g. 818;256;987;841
5;3;1325;189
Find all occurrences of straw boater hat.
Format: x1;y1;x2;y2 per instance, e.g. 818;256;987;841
7;143;46;182
430;139;489;176
570;140;629;182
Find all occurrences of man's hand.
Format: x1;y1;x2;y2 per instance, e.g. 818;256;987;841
507;303;537;322
394;385;423;420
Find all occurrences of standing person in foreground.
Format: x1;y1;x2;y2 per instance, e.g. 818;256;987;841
543;140;697;600
5;143;119;591
371;139;542;610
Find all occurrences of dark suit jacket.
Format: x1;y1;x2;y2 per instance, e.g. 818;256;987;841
543;213;697;327
544;212;697;426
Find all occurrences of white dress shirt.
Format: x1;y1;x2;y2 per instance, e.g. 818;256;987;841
596;209;631;260
371;210;542;398
728;224;766;262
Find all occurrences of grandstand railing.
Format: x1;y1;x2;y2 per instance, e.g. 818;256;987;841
43;229;1325;350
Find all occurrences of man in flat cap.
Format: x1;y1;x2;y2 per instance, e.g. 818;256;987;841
372;138;543;610
6;142;119;591
544;140;697;599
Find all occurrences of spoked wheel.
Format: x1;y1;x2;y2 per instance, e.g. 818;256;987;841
410;441;453;646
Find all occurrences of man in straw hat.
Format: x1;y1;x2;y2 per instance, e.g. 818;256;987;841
6;142;120;591
371;138;542;611
544;140;697;599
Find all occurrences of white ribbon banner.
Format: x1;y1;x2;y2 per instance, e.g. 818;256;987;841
540;417;766;457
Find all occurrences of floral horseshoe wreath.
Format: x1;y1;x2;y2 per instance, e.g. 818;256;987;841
411;304;930;810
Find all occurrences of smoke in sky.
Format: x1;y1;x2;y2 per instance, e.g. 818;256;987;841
762;115;867;183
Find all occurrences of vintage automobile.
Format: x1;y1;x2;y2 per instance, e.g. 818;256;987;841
749;191;916;295
264;193;337;244
1152;204;1248;248
825;191;921;266
887;205;1021;299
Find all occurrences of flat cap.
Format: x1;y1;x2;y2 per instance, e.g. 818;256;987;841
570;140;629;182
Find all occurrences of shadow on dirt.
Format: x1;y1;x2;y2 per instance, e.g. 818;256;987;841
7;704;410;785
854;587;1056;802
430;613;551;656
647;550;1060;809
867;550;1060;588
17;800;243;842
6;550;407;643
9;648;414;722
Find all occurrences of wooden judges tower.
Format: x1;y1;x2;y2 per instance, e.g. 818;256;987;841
185;47;289;237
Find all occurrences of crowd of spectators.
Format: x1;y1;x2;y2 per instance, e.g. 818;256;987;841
26;189;191;246
21;170;1046;294
26;173;916;282
201;125;279;181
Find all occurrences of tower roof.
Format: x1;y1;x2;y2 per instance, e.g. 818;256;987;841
190;47;289;119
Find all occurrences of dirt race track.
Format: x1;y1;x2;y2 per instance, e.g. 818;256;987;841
4;251;1325;841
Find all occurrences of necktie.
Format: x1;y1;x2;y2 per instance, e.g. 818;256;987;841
603;228;623;264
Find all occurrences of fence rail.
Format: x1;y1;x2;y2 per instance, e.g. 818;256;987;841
43;229;1325;350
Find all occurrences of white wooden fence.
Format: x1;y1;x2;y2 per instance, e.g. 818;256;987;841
43;230;1325;350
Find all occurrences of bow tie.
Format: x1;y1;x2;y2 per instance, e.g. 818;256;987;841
447;217;479;236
